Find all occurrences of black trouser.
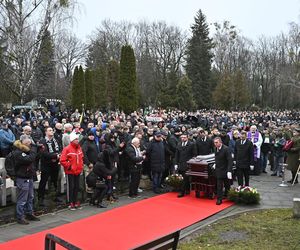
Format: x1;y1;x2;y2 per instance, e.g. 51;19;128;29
0;148;11;157
178;170;190;195
291;171;298;182
129;169;141;196
67;174;80;204
236;168;250;186
91;185;108;204
216;177;230;200
162;156;172;184
38;165;59;200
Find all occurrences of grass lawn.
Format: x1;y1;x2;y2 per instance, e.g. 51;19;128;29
179;208;300;250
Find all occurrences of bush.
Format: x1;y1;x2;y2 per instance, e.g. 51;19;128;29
228;186;260;205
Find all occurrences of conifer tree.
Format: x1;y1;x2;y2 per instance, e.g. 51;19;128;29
93;66;107;109
118;45;138;114
176;75;196;110
212;70;250;109
85;68;95;110
33;30;56;98
106;60;119;110
186;9;214;108
212;71;231;109
71;65;85;109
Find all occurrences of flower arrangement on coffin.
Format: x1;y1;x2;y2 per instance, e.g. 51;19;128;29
228;186;260;205
165;174;184;190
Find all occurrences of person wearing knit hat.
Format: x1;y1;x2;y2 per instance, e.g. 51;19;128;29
69;132;79;142
60;132;84;210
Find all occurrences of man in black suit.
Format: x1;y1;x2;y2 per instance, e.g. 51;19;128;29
213;137;233;205
175;133;196;198
234;131;254;187
196;129;214;155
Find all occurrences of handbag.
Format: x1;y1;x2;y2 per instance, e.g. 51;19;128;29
283;140;294;152
96;179;106;188
86;171;97;188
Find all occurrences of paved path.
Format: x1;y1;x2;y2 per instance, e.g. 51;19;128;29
0;170;299;244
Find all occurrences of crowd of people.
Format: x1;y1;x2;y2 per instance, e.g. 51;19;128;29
0;108;299;224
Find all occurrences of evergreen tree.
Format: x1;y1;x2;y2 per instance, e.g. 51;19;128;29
33;30;56;98
176;75;196;110
212;70;250;109
93;66;107;109
85;68;95;110
106;60;119;110
231;70;250;109
185;9;214;108
71;65;85;109
212;71;231;109
158;72;179;108
118;45;138;114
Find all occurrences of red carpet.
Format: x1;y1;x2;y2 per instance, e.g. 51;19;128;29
0;192;233;250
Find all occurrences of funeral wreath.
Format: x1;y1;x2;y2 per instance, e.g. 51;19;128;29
228;186;260;205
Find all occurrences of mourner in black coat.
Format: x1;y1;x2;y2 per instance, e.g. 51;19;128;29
175;133;197;198
82;132;99;167
38;127;62;205
234;131;254;187
146;131;165;193
213;137;233;205
13;136;39;224
196;129;214;155
86;152;115;208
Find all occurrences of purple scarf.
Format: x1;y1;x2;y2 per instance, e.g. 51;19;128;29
247;131;259;160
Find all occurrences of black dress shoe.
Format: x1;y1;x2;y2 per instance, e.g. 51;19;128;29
112;195;119;200
154;189;161;194
26;214;40;221
53;197;63;203
216;199;222;205
17;218;29;225
38;199;45;207
288;179;298;184
177;193;184;198
97;203;107;208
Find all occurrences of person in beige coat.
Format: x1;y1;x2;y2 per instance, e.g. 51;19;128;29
286;128;300;184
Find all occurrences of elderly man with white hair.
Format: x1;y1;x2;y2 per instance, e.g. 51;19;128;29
62;123;73;148
126;137;145;198
247;125;263;175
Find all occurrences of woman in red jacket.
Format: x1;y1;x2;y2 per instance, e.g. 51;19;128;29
60;133;84;210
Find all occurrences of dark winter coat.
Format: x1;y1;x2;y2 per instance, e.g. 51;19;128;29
146;139;165;173
40;137;61;168
82;139;99;165
215;144;233;179
125;144;144;172
13;140;37;179
175;141;196;172
234;139;254;169
196;136;214;155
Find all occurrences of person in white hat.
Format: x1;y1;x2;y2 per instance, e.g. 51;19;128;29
60;132;84;210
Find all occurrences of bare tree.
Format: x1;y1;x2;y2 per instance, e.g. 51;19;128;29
55;31;87;86
0;0;76;103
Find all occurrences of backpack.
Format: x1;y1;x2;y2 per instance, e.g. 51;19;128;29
283;140;294;152
5;151;16;177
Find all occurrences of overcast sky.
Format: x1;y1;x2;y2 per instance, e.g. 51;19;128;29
73;0;300;41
